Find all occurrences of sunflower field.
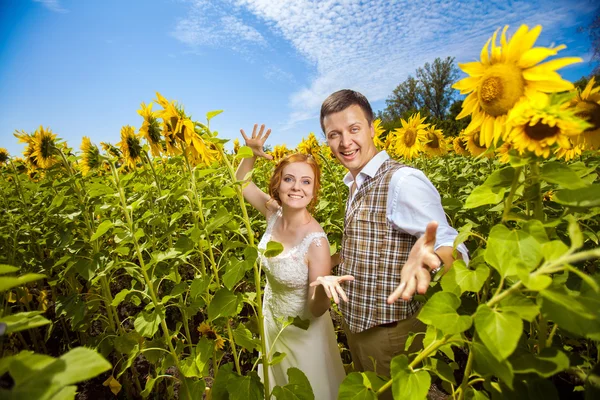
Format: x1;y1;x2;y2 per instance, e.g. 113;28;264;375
1;24;599;400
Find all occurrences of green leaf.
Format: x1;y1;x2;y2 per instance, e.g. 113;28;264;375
540;162;586;189
272;367;315;400
465;167;515;209
208;288;239;321
226;372;264;400
9;347;111;398
391;354;430;400
538;286;600;340
233;323;260;351
337;372;378;399
0;311;51;334
428;358;456;385
517;271;552;291
206;110;223;121
190;275;211;299
90;220;114;241
553;184;600;207
541;241;569;262
111;289;131;307
0;264;19;275
223;258;249;291
485;224;542;277
270;351;287;366
471;341;514;389
453;222;474;249
212;363;236;400
55;294;86;329
236;146;255;159
565;215;583;250
195;337;212;376
206;207;232;234
221;186;237;198
474;304;522;361
134;310;161;338
0;273;46;292
418;292;472;335
264;241;284;258
441;259;489;295
509;348;569;378
498;293;539;322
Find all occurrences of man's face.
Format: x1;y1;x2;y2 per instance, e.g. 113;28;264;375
323;104;378;177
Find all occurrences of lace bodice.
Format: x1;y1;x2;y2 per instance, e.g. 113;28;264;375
258;210;327;323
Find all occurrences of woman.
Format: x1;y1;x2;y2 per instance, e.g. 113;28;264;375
236;124;352;399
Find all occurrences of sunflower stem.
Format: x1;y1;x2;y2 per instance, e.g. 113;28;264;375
217;145;270;398
502;166;522;223
529;160;544;222
108;160;192;400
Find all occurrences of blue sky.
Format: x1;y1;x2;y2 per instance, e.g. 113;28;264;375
1;0;597;157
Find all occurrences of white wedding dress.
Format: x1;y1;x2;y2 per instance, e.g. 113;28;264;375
257;209;346;399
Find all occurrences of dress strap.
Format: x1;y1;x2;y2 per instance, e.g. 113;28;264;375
298;232;328;258
265;208;282;236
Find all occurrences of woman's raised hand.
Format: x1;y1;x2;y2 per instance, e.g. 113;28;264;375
309;275;355;304
240;124;273;160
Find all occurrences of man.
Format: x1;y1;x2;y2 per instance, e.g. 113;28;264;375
320;90;468;390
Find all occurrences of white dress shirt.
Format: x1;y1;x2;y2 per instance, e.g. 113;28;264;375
343;151;469;262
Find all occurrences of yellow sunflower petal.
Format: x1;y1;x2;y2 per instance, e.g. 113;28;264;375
527;79;574;92
522;68;564;82
505;25;529;61
533;57;582;72
480;37;492;64
581;77;597;98
518;47;564;69
517;25;542;56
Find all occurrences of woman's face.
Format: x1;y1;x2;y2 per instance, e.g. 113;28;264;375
277;162;315;209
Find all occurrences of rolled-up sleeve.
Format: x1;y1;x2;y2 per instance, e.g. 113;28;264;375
387;167;469;263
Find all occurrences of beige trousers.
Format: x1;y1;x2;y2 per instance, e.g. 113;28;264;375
343;311;427;400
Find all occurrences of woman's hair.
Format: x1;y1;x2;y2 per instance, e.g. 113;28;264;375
269;153;321;212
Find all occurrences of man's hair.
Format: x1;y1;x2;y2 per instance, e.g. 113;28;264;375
320;89;374;133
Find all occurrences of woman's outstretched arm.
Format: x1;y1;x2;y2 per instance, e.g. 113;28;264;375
235;124;277;217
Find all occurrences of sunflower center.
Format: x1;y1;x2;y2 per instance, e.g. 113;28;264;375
575;100;600;132
524;122;559;141
426;132;440;148
41;136;55;158
478;63;525;117
404;129;417;147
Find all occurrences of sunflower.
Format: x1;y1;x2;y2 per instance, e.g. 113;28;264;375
28;126;59;169
453;25;582;147
233;138;240;154
555;141;584;161
80;137;103;176
453;136;469;156
271;144;291;161
101;142;122;159
463;129;491;158
570;77;600;149
372;118;386;149
117;126;143;168
15;131;40;169
495;141;514;164
138;102;163;157
188;123;221;166
297;132;321;159
423;125;447;157
197;322;225;350
506;93;590;158
0;148;9;165
392;113;429;160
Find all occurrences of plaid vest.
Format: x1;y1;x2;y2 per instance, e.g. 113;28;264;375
339;159;420;333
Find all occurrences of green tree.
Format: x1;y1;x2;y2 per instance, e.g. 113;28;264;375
416;56;460;119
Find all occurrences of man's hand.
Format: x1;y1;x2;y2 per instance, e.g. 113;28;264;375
310;275;355;304
387;221;440;304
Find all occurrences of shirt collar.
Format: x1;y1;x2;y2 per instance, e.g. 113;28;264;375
342;151;390;188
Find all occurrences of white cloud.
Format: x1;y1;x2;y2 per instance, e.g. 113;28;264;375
33;0;68;13
174;0;594;129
